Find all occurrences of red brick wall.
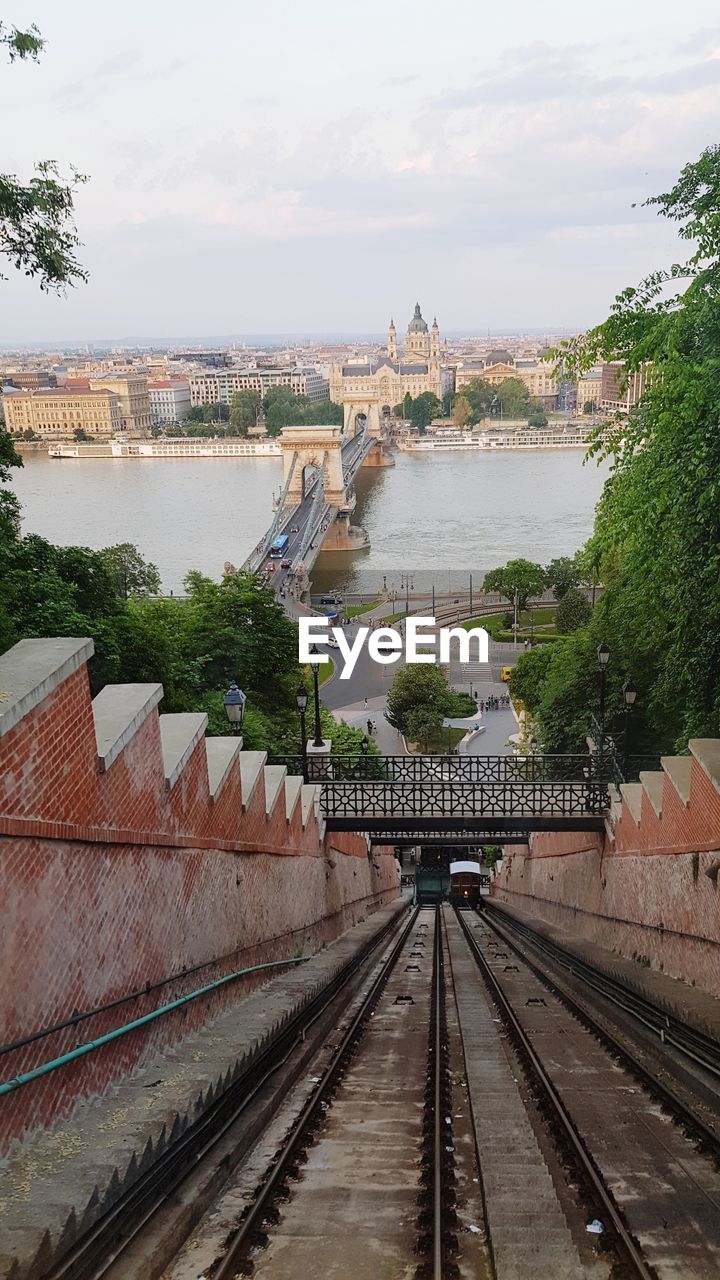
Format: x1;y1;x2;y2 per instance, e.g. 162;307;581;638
0;644;400;1152
1;834;397;1152
492;748;720;993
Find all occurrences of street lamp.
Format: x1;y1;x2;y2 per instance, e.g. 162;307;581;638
309;644;324;748
295;684;309;780
596;643;610;780
223;682;246;736
622;677;637;780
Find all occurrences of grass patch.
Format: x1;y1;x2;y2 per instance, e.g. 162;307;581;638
411;725;467;753
377;611;409;625
345;599;379;619
304;658;335;687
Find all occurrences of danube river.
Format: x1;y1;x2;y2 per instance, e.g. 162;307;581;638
11;448;610;594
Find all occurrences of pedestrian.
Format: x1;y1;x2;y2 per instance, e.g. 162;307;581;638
367;718;373;736
364;696;368;709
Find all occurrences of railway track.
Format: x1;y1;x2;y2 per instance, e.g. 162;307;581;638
49;899;720;1279
40;904;414;1280
484;902;720;1087
453;905;720;1279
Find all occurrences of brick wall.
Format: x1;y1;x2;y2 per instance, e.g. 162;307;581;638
0;639;399;1152
492;740;720;993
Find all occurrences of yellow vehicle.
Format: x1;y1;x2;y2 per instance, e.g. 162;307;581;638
501;665;512;682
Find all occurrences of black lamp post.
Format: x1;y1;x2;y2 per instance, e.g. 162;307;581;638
223;682;246;736
596;642;610;780
295;684;308;780
622;677;637;780
309;644;324;748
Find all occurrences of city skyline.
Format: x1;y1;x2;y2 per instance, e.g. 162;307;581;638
1;0;719;341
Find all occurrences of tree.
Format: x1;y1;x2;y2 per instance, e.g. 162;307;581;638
495;377;530;419
99;543;161;599
555;587;592;634
0;425;22;540
385;664;456;735
527;408;548;429
537;145;720;751
0;21;87;291
582;399;597;415
545;556;580;600
407;392;440;431
229;390;260;436
462;377;495;423
402;391;413;420
405;704;444;751
483;559;546;611
452;394;471;428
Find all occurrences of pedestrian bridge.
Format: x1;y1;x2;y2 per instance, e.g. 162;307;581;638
270;752;612;838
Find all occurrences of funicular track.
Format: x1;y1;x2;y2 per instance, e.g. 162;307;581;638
41;906;415;1280
188;905;449;1280
452;905;720;1280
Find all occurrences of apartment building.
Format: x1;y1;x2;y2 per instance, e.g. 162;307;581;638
189;366;329;408
148;379;191;425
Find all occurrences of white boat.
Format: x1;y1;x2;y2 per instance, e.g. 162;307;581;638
48;437;282;460
397;430;593;453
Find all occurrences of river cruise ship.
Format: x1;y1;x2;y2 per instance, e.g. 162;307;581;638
47;437;283;460
396;428;593;452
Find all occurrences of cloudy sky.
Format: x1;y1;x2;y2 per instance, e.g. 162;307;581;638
2;0;719;341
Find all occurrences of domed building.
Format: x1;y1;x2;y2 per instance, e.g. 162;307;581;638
330;304;453;428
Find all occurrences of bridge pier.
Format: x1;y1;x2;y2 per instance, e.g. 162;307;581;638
362;440;394;468
317;511;370;554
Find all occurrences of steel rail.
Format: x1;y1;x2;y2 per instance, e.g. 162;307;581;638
42;904;411;1280
212;905;422;1279
455;908;655;1280
485;904;720;1078
431;906;443;1279
482;905;720;1152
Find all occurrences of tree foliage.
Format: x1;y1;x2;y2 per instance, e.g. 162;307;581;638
555;586;592;634
531;146;720;751
483;559;546;611
0;20;88;291
545;555;581;600
229;390;260;435
385;664;456;735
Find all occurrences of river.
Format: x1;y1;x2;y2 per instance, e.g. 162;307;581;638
10;448;610;595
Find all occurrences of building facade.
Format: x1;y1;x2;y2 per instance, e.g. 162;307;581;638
86;376;152;437
2;388;123;438
455;350;559;409
600;362;649;413
329;303;453;412
148;379;191;425
576;368;603;413
189;367;329;408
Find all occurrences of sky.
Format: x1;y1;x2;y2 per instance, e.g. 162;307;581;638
1;0;719;342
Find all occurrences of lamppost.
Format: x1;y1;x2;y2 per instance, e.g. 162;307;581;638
223;682;246;738
309;644;324;748
622;677;637;780
295;684;308;780
596;642;610;780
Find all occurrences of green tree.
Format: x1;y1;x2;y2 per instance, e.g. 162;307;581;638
537;145;720;751
462;377;495;423
0;20;88;291
581;399;597;414
402;391;413;420
405;704;444;750
545;556;580;600
527;408;548;428
495;377;530;419
0;425;22;540
483;559;546;611
385;663;456;735
99;543;161;599
407;392;440;431
229;390;260;435
555;586;592;634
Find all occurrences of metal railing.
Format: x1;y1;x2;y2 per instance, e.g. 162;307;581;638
269;752;611;785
